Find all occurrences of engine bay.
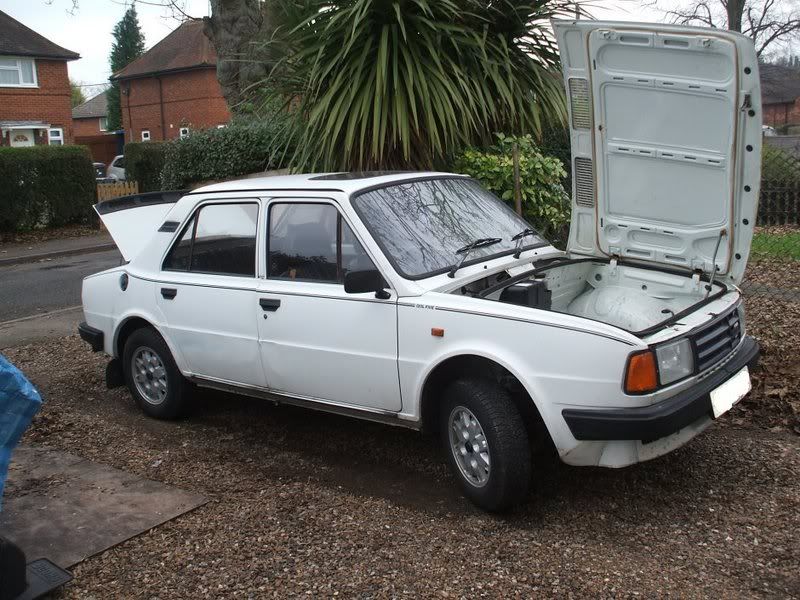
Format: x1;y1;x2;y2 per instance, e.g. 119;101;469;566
453;258;729;335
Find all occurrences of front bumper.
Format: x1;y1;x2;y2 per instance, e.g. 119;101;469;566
562;335;760;442
78;322;104;352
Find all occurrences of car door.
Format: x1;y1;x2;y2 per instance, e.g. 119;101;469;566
256;199;401;411
155;200;267;389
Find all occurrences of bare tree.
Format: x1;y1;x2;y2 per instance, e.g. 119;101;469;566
649;0;800;57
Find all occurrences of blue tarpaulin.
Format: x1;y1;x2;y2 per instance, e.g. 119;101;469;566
0;354;42;511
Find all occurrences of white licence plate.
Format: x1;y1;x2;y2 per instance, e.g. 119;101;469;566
710;366;751;419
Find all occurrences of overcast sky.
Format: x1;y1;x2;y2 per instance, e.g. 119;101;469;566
4;0;662;98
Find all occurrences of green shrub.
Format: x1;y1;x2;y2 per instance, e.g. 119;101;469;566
454;134;570;243
160;118;295;189
125;141;167;192
0;146;95;232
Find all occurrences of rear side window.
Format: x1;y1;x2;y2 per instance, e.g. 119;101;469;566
268;203;374;283
163;203;258;276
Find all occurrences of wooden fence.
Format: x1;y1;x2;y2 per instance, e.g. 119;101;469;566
97;181;138;202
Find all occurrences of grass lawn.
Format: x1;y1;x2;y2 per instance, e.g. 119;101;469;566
750;230;800;260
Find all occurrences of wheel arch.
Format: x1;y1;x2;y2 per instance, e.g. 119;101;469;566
113;314;187;374
418;353;553;450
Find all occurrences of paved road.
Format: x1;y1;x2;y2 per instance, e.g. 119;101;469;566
0;249;122;322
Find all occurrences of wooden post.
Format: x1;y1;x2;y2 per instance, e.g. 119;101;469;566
512;142;522;216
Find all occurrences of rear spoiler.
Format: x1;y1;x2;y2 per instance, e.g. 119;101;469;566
95;190;188;215
95;190;188;262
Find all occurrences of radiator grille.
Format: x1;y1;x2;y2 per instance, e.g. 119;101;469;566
692;308;742;373
574;157;595;207
568;78;592;129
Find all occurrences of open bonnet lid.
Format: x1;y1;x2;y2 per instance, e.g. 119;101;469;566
553;20;762;285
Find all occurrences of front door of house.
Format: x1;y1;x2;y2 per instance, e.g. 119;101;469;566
9;129;34;147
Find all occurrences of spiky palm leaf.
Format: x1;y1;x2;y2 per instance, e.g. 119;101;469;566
261;0;584;171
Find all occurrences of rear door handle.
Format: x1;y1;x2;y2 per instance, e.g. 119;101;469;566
259;298;281;312
161;287;177;300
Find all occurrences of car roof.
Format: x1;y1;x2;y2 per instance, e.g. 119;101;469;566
189;171;467;196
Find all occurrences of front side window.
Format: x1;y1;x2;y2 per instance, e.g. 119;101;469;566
48;128;63;146
268;203;374;283
163;203;258;276
0;57;36;87
352;177;546;279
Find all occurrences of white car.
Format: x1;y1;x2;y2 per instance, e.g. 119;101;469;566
107;155;126;181
79;20;762;511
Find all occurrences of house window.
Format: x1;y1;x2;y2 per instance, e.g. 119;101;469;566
48;128;63;146
99;117;108;132
179;127;189;139
141;130;151;142
0;57;37;87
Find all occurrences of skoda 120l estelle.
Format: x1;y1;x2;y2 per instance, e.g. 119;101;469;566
79;20;762;511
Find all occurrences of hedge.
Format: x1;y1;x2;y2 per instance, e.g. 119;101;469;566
454;134;570;244
125;141;167;193
160;117;295;189
0;145;96;232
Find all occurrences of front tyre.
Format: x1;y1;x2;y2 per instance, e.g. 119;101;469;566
122;327;188;420
441;379;531;512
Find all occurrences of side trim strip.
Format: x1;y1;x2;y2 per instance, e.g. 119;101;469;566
398;303;637;345
189;376;419;430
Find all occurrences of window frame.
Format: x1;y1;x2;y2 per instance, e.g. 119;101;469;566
265;199;381;287
99;117;108;132
48;128;63;146
162;200;261;278
141;130;151;142
0;57;37;88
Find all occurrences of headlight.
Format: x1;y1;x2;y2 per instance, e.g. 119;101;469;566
655;338;694;385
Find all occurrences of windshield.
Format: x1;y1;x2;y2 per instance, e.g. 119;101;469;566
352;177;547;279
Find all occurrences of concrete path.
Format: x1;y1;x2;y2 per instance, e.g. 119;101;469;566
0;232;115;267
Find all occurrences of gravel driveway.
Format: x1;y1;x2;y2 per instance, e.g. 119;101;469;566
3;336;799;598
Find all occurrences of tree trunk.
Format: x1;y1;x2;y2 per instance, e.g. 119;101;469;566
725;0;744;32
203;0;265;111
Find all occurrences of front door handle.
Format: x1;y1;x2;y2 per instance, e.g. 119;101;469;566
161;287;177;300
259;298;281;312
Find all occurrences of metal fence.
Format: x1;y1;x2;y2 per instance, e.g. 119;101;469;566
740;143;800;306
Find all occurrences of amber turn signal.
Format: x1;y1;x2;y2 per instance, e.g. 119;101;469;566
431;328;444;337
624;350;658;394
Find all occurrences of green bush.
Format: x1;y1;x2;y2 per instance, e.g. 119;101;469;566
454;134;570;243
0;146;96;232
125;141;167;192
160;118;295;189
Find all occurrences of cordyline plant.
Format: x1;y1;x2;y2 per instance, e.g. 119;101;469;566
258;0;585;171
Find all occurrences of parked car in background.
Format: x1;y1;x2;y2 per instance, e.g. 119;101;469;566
79;21;762;512
106;155;125;181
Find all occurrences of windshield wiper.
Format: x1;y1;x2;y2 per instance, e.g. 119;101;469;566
511;228;538;259
447;237;502;278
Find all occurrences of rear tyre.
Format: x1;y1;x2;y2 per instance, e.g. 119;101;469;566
441;378;531;512
122;327;188;420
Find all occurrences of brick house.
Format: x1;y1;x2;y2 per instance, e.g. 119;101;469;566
72;89;123;164
72;90;109;137
113;20;230;143
761;64;800;129
0;9;79;147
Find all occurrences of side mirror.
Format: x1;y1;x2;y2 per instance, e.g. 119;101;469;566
344;269;391;299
